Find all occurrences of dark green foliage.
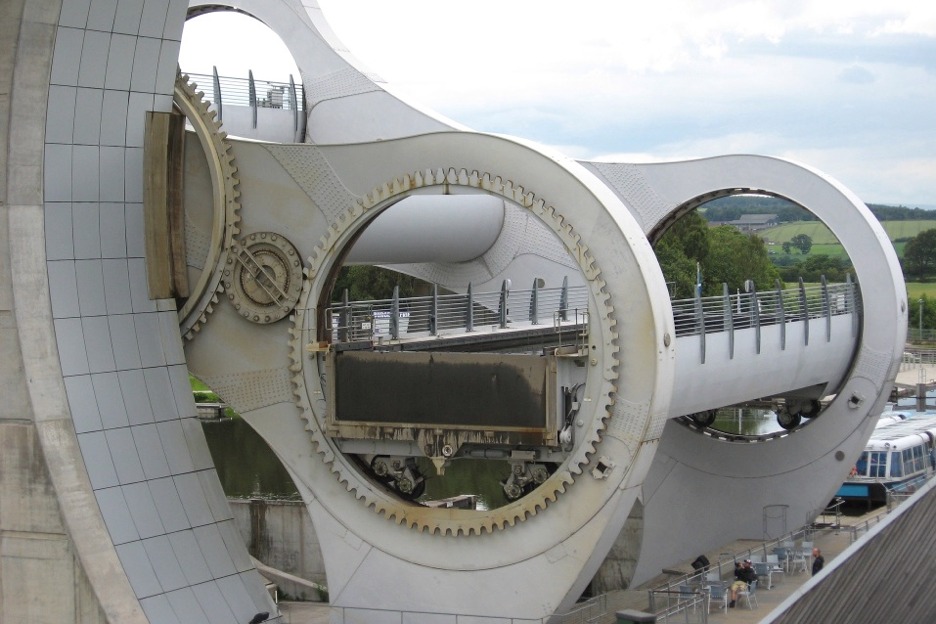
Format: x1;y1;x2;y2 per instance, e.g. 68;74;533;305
790;233;813;254
867;204;936;221
903;229;936;279
331;265;429;301
777;255;850;283
701;196;814;223
654;211;709;298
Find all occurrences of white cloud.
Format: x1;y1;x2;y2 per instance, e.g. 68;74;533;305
181;1;936;206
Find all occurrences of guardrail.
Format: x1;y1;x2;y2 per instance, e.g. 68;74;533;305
183;70;304;112
318;275;856;350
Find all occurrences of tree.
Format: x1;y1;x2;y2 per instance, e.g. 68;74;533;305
331;265;428;301
903;229;936;279
702;226;780;295
790;233;813;254
653;211;710;298
782;242;792;254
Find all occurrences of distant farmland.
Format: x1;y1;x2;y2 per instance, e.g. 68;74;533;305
759;220;936;258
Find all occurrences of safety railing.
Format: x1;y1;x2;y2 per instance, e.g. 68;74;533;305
183;70;304;111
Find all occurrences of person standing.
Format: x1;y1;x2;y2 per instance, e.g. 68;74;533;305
812;547;825;575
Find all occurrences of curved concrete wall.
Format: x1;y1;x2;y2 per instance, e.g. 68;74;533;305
2;1;277;621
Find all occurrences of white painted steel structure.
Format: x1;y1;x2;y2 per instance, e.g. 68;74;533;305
0;2;906;624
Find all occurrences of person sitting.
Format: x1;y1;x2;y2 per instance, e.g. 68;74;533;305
812;547;825;576
729;559;757;607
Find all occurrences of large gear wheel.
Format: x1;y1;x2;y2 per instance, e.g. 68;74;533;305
289;167;619;536
173;71;242;339
223;232;303;324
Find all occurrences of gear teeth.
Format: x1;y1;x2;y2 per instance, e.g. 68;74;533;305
286;166;622;537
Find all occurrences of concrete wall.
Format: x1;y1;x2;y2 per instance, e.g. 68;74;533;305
228;499;326;589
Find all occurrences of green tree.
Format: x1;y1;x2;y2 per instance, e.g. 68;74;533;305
903;229;936;279
790;233;813;254
653;211;710;298
332;265;428;301
702;226;780;295
782;241;792;254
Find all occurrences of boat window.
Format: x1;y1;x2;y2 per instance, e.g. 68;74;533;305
913;446;925;472
891;452;903;478
856;451;868;477
902;448;914;476
870;451;887;478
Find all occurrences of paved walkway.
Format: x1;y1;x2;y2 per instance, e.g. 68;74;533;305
272;508;884;623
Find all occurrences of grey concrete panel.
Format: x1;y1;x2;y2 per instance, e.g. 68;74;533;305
126;150;144;202
157;419;195;474
145;366;177;419
174;472;215;528
100;202;128;256
44;144;72;202
169;365;198;420
125;198;145;252
109;314;143;370
101;89;129;146
345;608;408;624
168;530;214;586
74;86;105;145
216;573;266;621
131;423;171;479
76;260;107;314
65;374;104;433
72;145;100;201
113;0;145;36
195;468;236;528
77;30;110;89
73;204;102;258
76;430;120;489
104;33;137;90
116;540;163;598
140;594;182;624
60;0;92;28
119;368;154;425
88;0;120;32
135;314;167;368
182;417;216;473
216;519;251;572
165;587;211;624
192;524;236;578
192;580;238;624
46;85;77;144
126;92;151;148
130;36;160;93
158;311;186;366
156;39;179;95
105;427;146;484
163;2;185;42
139;1;169;38
54;318;91;376
44;202;74;260
148;476;191;533
402;614;456;624
92;372;132;428
100;151;126;204
47;260;81;318
142;534;188;592
102;259;132;314
121;481;166;539
82;316;117;373
50;27;83;86
95;485;141;545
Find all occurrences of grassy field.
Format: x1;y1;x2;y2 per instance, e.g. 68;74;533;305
760;220;936;261
907;283;936;299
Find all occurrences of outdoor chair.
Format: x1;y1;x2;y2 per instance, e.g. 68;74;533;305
738;579;758;609
707;582;729;614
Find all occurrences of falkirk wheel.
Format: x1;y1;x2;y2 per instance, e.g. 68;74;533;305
1;1;907;623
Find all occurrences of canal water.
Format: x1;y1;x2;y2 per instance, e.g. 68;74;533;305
201;409;788;506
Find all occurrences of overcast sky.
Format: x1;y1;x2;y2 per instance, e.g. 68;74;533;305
180;1;936;208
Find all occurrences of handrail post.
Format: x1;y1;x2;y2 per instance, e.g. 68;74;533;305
799;277;809;346
559;276;569;322
430;284;438;335
390;286;400;340
338;288;349;343
723;283;734;359
776;279;786;350
530;279;540;325
465;283;474;332
847;273;859;337
695;287;705;364
248;69;257;129
499;280;509;329
211;66;223;121
821;274;831;342
751;282;761;354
